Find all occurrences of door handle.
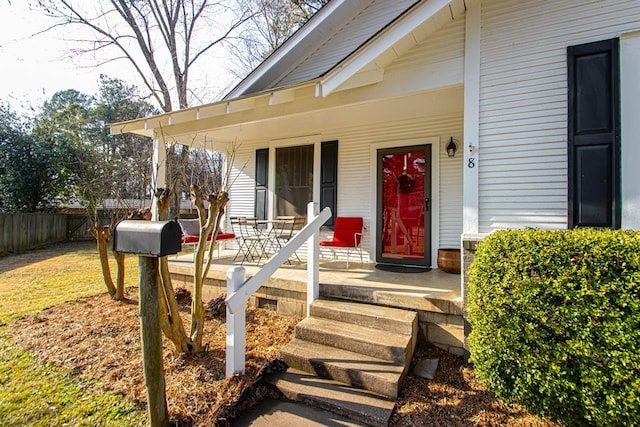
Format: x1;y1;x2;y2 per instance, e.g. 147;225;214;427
425;198;430;212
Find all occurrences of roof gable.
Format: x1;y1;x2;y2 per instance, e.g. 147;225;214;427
319;0;467;96
226;0;419;99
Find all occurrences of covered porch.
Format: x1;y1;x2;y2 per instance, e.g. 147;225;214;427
109;16;467;270
168;249;465;356
112;0;470;357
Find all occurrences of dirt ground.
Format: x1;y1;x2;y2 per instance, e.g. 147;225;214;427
9;291;556;426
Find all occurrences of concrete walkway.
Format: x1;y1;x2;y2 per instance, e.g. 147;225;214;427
233;398;364;427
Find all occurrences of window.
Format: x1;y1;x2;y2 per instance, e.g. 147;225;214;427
275;145;314;217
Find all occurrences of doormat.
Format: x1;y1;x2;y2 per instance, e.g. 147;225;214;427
374;264;431;273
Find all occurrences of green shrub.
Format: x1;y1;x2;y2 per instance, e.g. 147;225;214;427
467;228;640;425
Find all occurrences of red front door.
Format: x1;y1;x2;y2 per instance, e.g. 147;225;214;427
376;145;431;267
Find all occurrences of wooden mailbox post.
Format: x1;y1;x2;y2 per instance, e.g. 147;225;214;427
114;220;182;427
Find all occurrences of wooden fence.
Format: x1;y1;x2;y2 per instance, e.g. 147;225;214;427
0;213;92;256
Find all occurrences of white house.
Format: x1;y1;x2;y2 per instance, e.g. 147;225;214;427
111;0;640;271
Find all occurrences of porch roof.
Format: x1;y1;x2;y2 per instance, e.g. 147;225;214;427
109;0;471;147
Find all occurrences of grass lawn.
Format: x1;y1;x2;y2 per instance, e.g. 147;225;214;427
0;241;147;426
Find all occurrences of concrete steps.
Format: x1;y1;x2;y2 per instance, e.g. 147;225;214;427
310;299;417;335
268;369;396;427
275;299;418;426
281;338;405;398
294;316;412;365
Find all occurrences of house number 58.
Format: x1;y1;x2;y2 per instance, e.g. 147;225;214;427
468;158;476;168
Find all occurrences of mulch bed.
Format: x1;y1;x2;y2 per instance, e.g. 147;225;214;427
9;291;557;426
392;346;556;426
9;291;297;425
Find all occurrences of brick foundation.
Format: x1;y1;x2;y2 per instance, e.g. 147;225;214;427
461;234;486;359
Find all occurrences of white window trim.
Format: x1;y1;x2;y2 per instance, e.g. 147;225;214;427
268;134;322;220
621;30;640;230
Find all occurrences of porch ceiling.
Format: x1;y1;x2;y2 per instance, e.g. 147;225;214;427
111;84;463;150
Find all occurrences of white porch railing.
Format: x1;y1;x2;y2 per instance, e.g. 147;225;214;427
225;202;332;376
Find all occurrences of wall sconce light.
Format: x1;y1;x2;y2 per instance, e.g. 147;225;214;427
446;137;457;158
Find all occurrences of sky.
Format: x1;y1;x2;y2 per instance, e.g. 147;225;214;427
0;2;236;114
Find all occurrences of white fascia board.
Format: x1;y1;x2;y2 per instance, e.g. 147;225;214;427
109;121;154;137
109;107;195;136
319;0;452;97
269;88;296;105
109;115;151;136
166;109;198;126
110;80;317;138
226;97;256;114
226;0;346;99
197;103;227;120
332;68;385;93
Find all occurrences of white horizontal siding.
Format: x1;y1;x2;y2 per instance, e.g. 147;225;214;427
387;14;465;71
439;136;464;248
227;142;265;219
227;113;464;261
323;113;464;250
478;0;640;232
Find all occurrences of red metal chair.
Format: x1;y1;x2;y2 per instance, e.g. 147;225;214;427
319;217;363;268
179;219;235;259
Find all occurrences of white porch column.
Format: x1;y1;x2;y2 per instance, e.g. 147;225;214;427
226;266;247;376
462;0;481;236
621;30;640;230
151;134;167;221
461;0;482;309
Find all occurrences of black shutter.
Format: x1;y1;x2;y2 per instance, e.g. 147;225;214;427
255;148;268;220
568;38;620;228
320;141;338;228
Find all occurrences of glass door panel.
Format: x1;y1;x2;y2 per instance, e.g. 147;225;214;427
377;145;431;266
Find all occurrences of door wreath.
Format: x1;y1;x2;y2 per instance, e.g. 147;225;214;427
397;172;414;194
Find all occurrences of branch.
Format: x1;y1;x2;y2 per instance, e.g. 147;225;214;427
111;0;174;111
188;12;254;68
38;0;170;111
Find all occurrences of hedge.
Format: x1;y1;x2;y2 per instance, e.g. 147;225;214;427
466;228;640;425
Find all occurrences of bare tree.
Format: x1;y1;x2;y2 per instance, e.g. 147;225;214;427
184;146;230;351
154;187;193;353
34;0;253;217
35;0;252;112
154;140;233;354
89;207;150;301
228;0;328;78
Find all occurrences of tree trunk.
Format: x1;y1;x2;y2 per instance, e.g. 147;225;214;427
169;146;189;220
189;254;206;350
189;188;229;350
159;258;193;353
155;188;194;353
90;224;118;300
113;250;126;301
